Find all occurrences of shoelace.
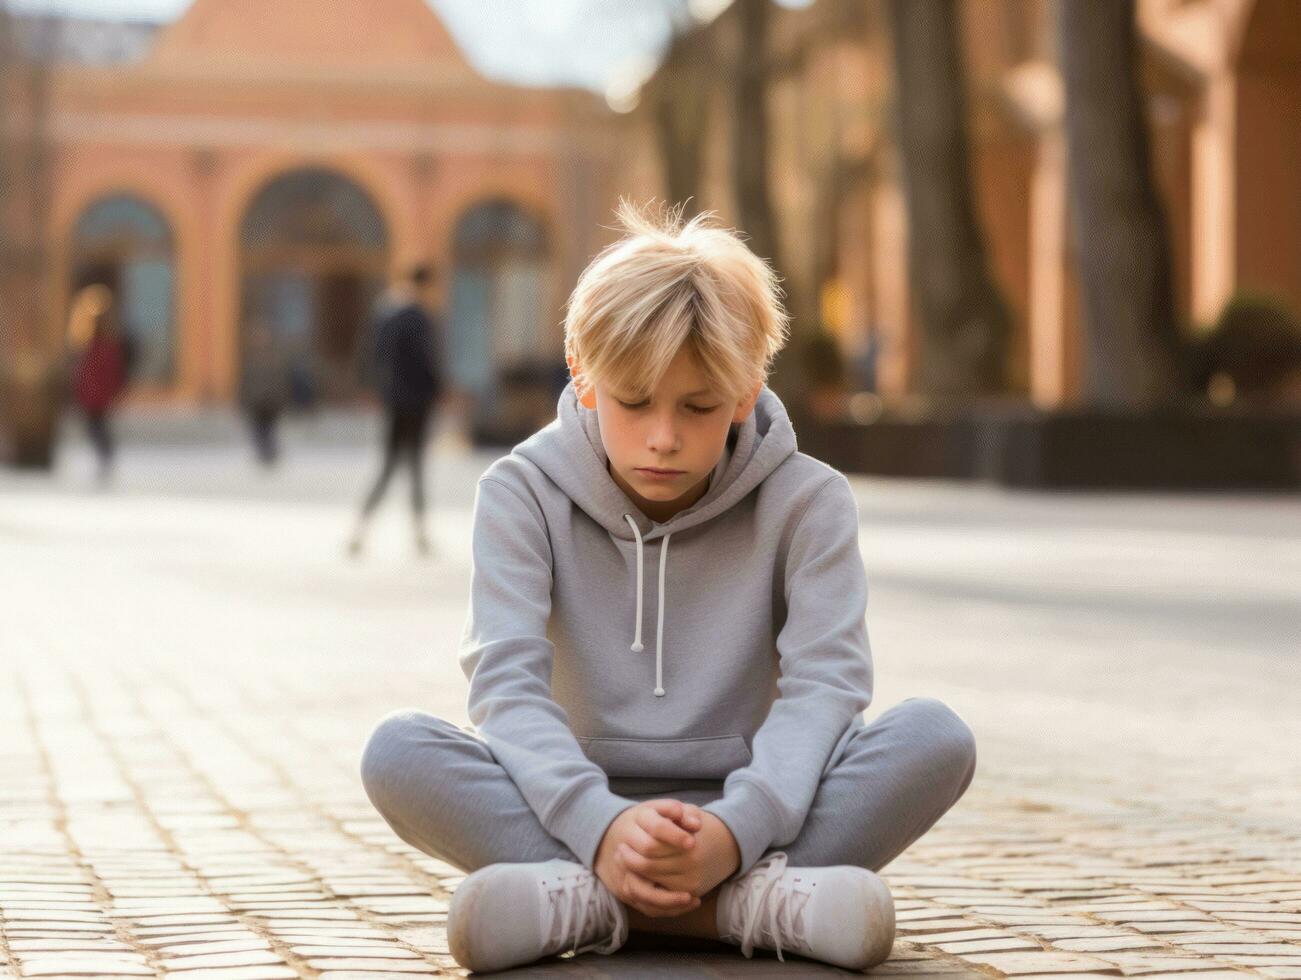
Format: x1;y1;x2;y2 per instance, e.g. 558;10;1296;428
726;851;812;962
543;866;628;958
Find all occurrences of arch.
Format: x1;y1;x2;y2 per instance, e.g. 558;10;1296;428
447;197;556;412
68;193;178;384
237;166;391;403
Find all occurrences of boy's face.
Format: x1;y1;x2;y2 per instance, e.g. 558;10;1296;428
568;347;761;523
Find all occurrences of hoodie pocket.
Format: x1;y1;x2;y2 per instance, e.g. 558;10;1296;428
575;734;753;780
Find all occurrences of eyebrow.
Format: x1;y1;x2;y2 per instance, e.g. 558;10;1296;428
622;388;715;399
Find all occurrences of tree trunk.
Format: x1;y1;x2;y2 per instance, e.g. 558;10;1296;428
887;0;1011;405
731;0;807;400
0;6;60;468
1057;0;1182;409
652;30;711;218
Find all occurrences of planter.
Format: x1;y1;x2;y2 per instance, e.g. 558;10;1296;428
792;403;1301;490
978;406;1301;490
0;363;61;470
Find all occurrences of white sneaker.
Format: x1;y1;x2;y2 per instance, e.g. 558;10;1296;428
716;851;896;970
447;859;628;972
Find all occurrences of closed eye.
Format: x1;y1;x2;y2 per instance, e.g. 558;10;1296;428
618;400;718;415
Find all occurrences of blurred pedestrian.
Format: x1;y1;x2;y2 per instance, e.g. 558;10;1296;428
239;323;292;467
70;286;133;484
347;262;446;558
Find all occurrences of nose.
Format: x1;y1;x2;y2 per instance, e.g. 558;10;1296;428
646;409;680;454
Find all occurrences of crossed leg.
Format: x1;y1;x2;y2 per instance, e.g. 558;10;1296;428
359;696;976;878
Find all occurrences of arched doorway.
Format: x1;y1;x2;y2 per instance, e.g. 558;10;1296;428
238;167;389;403
69;195;177;384
448;200;554;421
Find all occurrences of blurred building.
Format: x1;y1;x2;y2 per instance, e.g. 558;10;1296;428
616;0;1300;408
31;0;619;412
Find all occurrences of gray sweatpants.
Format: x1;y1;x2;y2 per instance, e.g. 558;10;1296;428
359;696;976;879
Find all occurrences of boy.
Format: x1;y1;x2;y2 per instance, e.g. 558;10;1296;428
360;200;976;971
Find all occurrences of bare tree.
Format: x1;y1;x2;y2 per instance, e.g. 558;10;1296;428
730;0;816;399
887;0;1011;404
730;0;785;291
651;23;712;219
0;3;59;467
1056;0;1182;409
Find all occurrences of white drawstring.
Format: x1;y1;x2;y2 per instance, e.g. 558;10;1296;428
624;514;644;654
622;514;670;697
654;532;670;697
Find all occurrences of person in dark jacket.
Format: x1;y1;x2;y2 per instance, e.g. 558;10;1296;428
348;263;446;557
71;291;133;484
239;323;292;467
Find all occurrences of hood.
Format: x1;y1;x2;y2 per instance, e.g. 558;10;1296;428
514;379;797;697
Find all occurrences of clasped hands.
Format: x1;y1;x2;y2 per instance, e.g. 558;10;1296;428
593;799;740;919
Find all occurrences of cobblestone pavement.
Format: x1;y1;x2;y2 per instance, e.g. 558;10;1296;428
2;432;1299;978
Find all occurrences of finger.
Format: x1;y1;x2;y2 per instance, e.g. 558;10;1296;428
624;870;697;916
679;806;703;831
625;823;680;859
645;799;685;823
619;841;688;880
636;808;695;851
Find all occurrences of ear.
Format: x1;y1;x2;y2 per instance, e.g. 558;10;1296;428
566;353;597;410
732;380;762;423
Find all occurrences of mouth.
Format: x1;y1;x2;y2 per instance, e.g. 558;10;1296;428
637;467;685;476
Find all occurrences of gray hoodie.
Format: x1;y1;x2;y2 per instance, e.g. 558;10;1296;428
458;379;873;880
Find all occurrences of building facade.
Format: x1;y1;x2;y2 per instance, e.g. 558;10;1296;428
616;0;1300;409
38;0;621;409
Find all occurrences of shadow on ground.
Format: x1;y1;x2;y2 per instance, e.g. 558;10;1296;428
473;934;969;976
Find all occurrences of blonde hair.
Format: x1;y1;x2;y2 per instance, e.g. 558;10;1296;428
563;198;790;404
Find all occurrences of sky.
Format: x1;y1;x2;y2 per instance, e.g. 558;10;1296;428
5;0;812;96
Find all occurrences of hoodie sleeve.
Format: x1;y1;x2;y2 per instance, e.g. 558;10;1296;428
702;474;873;879
459;476;635;869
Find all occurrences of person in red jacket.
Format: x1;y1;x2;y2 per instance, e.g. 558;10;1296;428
72;300;132;483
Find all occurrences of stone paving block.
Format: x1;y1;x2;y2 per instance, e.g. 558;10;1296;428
1129;922;1228;934
1164;930;1284;943
1141;974;1271;979
871;960;985;975
158;950;290;971
351;898;449;915
132;914;241;927
1179;943;1301;954
14;955;156;976
900;918;989;931
1051;937;1170;953
1012;974;1129;979
955;951;1121;974
313;974;443;980
975;913;1097;927
141;931;273;947
157;967;299;980
1090;952;1242;975
5;941;135;953
288;946;421;958
935;937;1044;953
905;928;1016;943
156;940;274;956
246;910;363;922
1021;927;1137;941
134;924;257;937
302;959;438;973
268;931;396;943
